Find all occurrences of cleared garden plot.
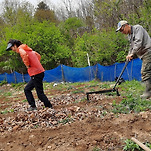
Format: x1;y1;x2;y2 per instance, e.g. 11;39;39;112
0;81;151;151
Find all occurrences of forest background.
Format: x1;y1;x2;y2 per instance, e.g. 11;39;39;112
0;0;150;74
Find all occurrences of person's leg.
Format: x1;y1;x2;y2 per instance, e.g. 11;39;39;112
140;79;151;99
33;72;52;108
24;77;36;107
141;51;151;99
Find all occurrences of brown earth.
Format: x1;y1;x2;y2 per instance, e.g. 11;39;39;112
0;83;151;151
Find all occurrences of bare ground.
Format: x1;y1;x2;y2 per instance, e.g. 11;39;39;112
0;83;151;151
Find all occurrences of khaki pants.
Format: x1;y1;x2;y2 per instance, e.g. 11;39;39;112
141;50;151;81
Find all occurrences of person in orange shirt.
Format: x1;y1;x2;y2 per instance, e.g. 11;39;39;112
6;39;53;111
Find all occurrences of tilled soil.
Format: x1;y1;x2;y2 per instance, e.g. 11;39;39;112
0;84;151;151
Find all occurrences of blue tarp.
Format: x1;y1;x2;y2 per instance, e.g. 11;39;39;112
23;74;30;83
0;73;6;82
0;58;142;83
131;58;142;81
115;61;130;81
6;73;16;83
14;72;24;83
97;64;115;81
44;65;62;82
63;65;97;82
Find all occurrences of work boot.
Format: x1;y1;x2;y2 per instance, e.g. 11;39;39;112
140;79;151;99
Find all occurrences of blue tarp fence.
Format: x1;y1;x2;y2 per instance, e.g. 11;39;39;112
0;58;142;83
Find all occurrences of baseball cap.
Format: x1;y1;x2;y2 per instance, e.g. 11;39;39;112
6;39;16;51
6;43;13;51
116;20;128;32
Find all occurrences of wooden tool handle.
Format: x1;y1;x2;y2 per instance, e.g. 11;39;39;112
131;137;151;151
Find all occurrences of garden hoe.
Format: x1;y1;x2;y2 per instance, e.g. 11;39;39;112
86;60;129;101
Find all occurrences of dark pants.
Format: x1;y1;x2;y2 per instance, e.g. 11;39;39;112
24;72;52;108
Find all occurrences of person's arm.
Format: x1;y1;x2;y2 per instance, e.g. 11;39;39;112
34;51;41;61
18;48;30;68
127;26;144;61
130;26;144;55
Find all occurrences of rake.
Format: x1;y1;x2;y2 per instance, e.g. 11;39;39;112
86;60;129;101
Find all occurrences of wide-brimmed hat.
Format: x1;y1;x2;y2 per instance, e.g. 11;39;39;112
116;20;128;32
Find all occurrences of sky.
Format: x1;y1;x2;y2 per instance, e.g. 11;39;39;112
0;0;82;14
0;0;78;7
26;0;63;7
0;0;64;7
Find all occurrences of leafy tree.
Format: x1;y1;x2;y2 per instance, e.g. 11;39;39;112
59;17;85;47
0;20;71;73
72;28;128;67
0;0;151;74
0;1;70;73
34;1;58;24
128;0;151;36
36;1;50;10
0;0;34;73
93;0;143;30
0;17;4;26
2;0;34;26
24;21;71;69
85;16;95;32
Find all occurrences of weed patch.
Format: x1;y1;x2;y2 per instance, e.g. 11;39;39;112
112;80;151;113
123;139;151;151
1;109;14;114
59;117;74;124
92;147;101;151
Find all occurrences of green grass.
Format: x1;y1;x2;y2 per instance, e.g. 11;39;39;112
119;80;144;95
0;80;7;86
11;82;26;90
22;99;28;102
99;83;111;89
71;90;85;94
3;92;12;97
